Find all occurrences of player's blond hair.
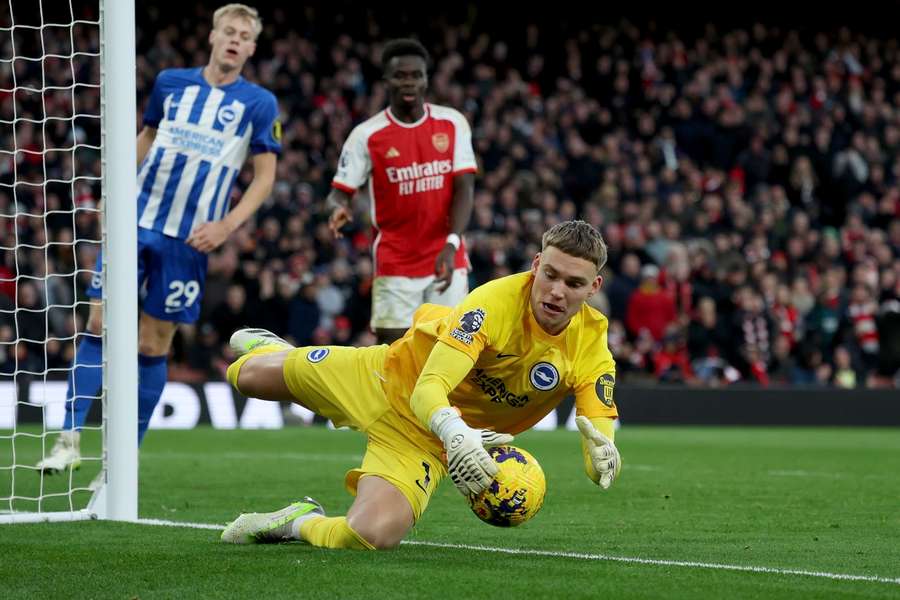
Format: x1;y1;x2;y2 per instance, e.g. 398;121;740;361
542;220;608;272
213;4;262;39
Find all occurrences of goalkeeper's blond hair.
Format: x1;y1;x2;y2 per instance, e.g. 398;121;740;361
213;4;263;40
541;220;608;273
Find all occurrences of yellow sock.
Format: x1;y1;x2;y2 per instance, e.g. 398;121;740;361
226;345;285;393
299;516;375;550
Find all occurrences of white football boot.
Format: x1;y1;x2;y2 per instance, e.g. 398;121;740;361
36;430;82;473
229;328;294;356
221;497;325;544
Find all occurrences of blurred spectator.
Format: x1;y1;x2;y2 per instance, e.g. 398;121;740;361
3;4;900;389
605;252;640;322
625;264;676;341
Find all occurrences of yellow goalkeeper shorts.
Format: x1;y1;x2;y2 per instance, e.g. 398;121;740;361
282;344;447;521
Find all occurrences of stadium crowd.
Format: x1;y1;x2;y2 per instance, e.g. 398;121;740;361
2;4;900;388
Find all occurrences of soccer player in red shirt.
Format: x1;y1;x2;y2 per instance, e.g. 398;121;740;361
327;38;476;344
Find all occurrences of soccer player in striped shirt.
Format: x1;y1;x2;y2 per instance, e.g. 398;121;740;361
37;3;281;476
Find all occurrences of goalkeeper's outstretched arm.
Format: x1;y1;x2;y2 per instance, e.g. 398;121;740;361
410;341;513;496
577;416;622;490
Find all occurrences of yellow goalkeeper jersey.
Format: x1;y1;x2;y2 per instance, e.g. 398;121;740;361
383;271;617;448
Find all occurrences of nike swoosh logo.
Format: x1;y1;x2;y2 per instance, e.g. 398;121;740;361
496;352;517;359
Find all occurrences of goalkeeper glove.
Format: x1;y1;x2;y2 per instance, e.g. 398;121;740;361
576;416;621;490
430;407;514;496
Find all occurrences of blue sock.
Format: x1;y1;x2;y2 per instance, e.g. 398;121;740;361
138;354;167;445
62;335;103;431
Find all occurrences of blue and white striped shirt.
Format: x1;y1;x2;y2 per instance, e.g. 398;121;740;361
137;67;281;240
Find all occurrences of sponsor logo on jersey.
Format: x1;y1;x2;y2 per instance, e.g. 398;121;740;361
306;348;330;363
432;132;450;153
471;368;530;408
450;308;485;344
387;159;452;196
595;373;615;407
385;159;452;183
529;362;560;391
385;147;400;158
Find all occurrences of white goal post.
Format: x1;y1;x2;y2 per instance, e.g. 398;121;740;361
0;0;136;524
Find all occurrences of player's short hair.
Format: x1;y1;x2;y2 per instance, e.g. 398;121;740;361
213;3;263;39
381;38;430;74
542;220;608;273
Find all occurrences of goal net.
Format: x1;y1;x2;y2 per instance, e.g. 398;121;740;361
0;0;136;524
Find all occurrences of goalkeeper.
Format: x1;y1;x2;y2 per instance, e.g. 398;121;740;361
221;220;622;550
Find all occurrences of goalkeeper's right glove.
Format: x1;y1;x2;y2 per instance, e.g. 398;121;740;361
430;407;514;496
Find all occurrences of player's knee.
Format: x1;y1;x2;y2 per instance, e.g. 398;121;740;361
347;511;409;550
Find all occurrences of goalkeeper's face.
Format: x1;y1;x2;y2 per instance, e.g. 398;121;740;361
529;246;602;335
209;15;257;73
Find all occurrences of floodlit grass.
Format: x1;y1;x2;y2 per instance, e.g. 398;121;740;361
2;425;898;599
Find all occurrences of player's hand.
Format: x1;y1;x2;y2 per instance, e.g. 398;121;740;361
575;416;621;490
430;407;514;496
187;221;231;253
328;205;353;239
433;244;456;293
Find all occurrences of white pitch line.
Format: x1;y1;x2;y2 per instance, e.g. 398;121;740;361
134;518;900;586
768;470;844;479
137;518;224;530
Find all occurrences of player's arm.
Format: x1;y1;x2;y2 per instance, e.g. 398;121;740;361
434;172;474;292
410;341;513;496
187;152;277;253
135;126;157;166
326;187;354;239
328;127;371;239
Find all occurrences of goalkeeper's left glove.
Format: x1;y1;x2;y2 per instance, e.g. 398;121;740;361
576;416;621;490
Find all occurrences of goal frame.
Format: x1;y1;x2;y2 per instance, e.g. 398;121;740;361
0;0;137;525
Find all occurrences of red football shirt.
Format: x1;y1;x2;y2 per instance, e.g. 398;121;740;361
332;103;477;277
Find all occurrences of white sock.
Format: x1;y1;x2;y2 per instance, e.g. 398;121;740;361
289;512;321;540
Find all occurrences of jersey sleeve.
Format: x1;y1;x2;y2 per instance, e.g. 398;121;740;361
573;325;619;420
435;283;503;363
451;112;477;174
249;91;282;155
142;71;168;128
331;125;371;193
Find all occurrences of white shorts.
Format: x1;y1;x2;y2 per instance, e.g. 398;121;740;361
371;268;469;330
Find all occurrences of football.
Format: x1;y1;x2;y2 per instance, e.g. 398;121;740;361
468;445;546;527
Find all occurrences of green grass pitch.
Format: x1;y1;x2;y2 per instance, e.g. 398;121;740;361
2;425;898;599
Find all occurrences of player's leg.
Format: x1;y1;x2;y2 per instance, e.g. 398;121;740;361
136;311;177;443
343;475;415;548
222;409;445;550
371;274;427;345
222;342;433;549
137;229;207;443
38;265;104;472
237;475;414;549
